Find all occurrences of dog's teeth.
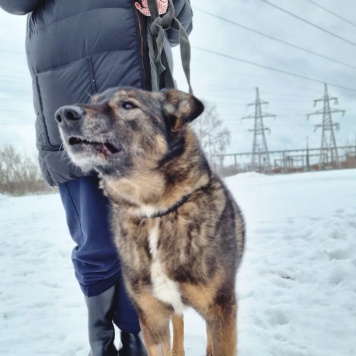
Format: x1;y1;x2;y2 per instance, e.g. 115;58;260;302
67;138;121;157
93;143;115;156
104;143;120;154
103;144;112;155
93;143;105;153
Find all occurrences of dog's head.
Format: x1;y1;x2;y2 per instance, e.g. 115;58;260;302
55;88;204;177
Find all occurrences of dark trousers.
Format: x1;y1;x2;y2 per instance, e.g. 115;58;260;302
58;176;140;333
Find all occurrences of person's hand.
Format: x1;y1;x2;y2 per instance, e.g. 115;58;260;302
135;0;168;16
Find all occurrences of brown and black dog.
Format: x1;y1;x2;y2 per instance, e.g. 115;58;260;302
55;88;245;356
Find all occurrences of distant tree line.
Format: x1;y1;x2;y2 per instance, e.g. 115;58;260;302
0;146;55;196
191;103;231;171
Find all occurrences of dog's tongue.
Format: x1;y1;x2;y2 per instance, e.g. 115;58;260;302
93;142;120;156
94;143;113;156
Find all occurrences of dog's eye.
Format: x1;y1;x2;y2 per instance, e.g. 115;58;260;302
122;102;136;110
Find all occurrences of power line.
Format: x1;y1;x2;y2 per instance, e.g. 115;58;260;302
0;122;33;126
0;70;30;77
0;48;25;55
304;0;356;28
0;99;32;103
192;46;356;93
194;7;356;71
176;81;253;92
191;63;285;83
0;110;33;113
0;89;32;94
0;76;30;82
262;0;356;48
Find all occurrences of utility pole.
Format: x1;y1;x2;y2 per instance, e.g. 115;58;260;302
242;87;276;172
306;137;310;171
307;83;345;166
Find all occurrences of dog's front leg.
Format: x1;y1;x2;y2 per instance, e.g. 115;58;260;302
205;298;237;356
172;314;184;356
206;323;213;356
135;295;173;356
140;318;171;356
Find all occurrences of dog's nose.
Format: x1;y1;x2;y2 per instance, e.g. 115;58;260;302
55;105;84;124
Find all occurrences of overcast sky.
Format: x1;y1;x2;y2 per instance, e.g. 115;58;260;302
0;0;355;157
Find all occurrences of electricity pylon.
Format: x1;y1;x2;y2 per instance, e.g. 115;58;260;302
242;87;276;172
307;83;345;165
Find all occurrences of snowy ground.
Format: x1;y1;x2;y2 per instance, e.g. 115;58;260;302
1;169;356;356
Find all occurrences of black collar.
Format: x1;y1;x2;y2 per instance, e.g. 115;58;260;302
149;192;192;218
148;180;211;219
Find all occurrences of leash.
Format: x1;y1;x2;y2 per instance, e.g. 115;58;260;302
135;0;193;93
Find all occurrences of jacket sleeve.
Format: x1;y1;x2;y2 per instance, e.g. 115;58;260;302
0;0;44;15
173;0;193;34
168;0;193;46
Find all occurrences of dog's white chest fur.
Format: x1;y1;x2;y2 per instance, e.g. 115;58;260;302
148;221;185;315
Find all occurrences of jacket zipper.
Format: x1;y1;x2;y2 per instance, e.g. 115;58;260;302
133;3;148;89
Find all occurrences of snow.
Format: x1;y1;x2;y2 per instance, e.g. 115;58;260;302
1;169;356;355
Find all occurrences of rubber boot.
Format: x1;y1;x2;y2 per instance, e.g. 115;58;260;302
118;332;147;356
84;285;118;356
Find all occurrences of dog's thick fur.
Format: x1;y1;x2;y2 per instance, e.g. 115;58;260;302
56;88;245;356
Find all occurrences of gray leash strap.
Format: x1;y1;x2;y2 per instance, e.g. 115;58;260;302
146;0;193;93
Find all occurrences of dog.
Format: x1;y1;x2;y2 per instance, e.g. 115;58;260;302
55;88;245;356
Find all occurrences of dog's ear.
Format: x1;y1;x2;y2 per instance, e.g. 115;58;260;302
161;89;204;132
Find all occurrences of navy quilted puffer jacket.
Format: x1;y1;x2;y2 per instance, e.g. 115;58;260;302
0;0;193;185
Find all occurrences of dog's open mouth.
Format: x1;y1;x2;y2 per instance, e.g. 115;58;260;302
68;137;123;157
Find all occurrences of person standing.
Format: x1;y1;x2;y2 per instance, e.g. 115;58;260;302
0;1;193;355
